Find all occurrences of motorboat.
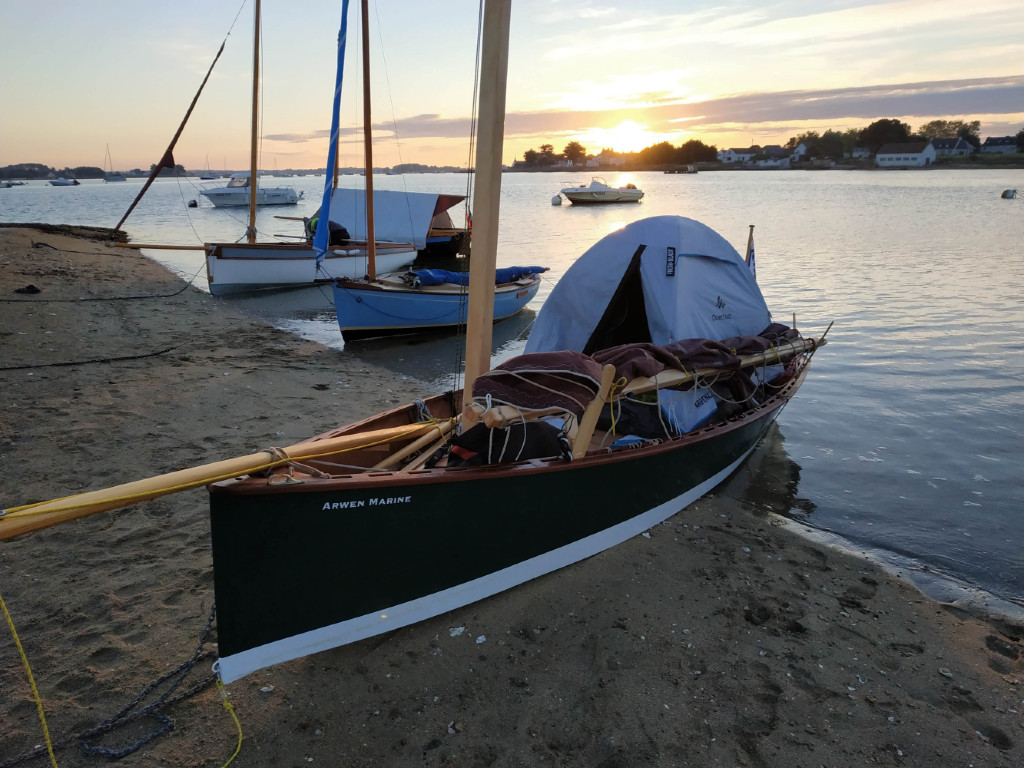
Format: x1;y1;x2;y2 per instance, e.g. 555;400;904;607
199;172;302;207
49;177;80;187
559;176;643;204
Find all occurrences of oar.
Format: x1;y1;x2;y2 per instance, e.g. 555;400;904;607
0;421;446;541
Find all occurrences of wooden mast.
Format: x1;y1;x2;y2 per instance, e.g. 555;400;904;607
463;0;511;396
247;0;261;244
361;0;377;280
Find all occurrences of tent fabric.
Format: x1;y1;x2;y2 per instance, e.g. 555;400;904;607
328;188;465;250
409;266;547;287
525;216;771;354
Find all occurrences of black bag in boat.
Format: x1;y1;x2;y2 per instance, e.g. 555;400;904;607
444;422;571;467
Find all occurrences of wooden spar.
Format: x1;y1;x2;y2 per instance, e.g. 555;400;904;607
463;0;512;397
247;0;261;244
360;0;377;281
471;336;826;430
372;418;457;470
0;420;451;541
110;243;208;251
622;337;821;397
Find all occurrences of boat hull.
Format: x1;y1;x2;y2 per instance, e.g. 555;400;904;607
200;187;301;207
562;190;643;204
208;364;806;683
205;243;418;296
333;275;541;341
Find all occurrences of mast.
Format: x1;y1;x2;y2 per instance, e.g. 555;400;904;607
247;0;261;244
361;0;377;280
463;0;512;395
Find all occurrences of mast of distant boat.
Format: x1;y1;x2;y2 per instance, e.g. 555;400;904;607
246;0;261;244
463;0;512;394
360;0;377;280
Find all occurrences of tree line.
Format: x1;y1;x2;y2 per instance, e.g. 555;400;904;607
520;139;718;168
519;119;1024;168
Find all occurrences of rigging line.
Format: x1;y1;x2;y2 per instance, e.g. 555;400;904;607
0;260;205;303
114;0;247;232
372;1;406;176
450;0;486;400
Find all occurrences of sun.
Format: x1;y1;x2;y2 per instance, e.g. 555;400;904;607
582;120;659;154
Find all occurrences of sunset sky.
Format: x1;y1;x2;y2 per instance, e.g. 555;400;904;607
1;0;1021;172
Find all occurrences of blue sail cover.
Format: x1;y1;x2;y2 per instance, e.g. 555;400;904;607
313;0;351;265
525;216;771;354
410;266;547;287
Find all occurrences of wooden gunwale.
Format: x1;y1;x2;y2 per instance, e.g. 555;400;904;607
211;352;811;496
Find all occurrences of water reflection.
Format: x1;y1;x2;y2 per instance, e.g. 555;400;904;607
718;422;816;520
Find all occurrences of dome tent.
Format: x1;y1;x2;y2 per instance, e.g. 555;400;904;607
525;216;771;354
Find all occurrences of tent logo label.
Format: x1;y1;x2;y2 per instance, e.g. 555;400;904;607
665;247;676;276
712;295;732;321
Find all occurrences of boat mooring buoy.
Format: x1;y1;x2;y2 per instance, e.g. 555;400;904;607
188;199;198;208
551;194;562;206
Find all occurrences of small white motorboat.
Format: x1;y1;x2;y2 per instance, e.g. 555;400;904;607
49;177;80;187
200;172;301;207
559;176;643;204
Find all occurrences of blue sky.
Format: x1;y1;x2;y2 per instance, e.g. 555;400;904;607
1;0;1021;171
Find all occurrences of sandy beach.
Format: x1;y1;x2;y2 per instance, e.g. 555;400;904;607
1;225;1021;767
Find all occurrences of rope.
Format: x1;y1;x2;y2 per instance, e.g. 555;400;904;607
0;345;186;373
0;246;205;303
215;679;243;767
0;591;59;768
0;602;221;767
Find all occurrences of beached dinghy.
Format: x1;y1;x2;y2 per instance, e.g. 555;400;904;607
0;0;826;686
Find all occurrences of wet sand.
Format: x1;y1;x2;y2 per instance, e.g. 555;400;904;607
1;225;1021;767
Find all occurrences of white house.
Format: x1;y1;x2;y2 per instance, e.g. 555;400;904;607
981;136;1018;154
875;142;936;168
929;138;974;156
754;145;791;168
717;147;757;164
789;142;808;162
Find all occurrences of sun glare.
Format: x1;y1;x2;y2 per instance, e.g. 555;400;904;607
579;120;665;154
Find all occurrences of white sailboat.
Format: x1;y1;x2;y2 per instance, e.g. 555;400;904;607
329;0;544;340
103;144;126;182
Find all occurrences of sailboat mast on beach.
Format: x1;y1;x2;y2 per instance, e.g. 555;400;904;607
2;0;828;687
112;0;418;295
327;0;545;341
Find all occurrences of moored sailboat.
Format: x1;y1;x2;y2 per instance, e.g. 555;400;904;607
113;0;417;295
328;0;545;340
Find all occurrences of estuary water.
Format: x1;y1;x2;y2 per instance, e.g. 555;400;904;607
3;168;1022;618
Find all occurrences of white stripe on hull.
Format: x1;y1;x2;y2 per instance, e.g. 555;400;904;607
213;425;773;684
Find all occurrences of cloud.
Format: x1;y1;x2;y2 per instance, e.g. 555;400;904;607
504;75;1024;138
262;76;1023;151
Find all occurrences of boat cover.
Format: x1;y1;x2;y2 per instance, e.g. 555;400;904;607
328;188;466;250
525;216;771;354
408;266;547;287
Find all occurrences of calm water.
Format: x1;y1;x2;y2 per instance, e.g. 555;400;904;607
3;168;1023;617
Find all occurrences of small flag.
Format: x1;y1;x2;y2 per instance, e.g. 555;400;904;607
745;225;756;279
